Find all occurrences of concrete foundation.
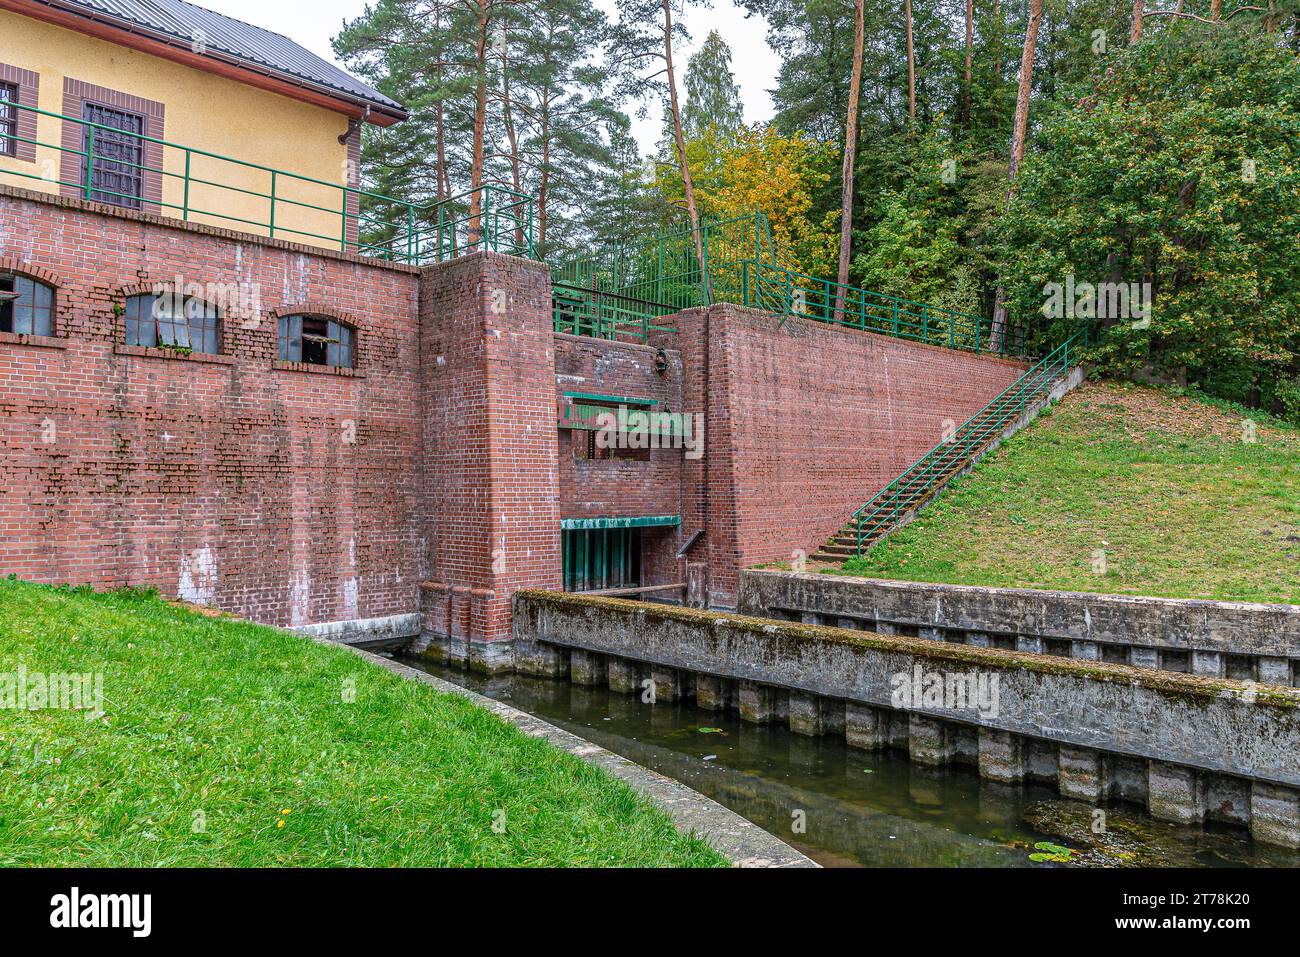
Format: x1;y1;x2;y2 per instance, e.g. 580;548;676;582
908;715;951;766
1058;746;1103;802
1148;762;1202;824
514;590;1300;848
978;728;1025;783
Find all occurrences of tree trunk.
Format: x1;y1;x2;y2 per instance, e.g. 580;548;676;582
991;0;1045;353
1211;0;1222;20
1131;0;1145;42
663;0;711;303
434;3;449;203
469;0;490;241
500;26;523;248
835;0;865;320
905;0;917;135
1007;0;1044;180
963;0;974;129
538;92;551;252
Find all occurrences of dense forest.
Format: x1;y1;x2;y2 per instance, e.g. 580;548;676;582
334;0;1300;419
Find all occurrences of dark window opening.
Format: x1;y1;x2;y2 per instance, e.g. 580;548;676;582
0;273;54;336
82;102;145;209
568;401;652;461
123;293;221;354
574;429;609;460
0;82;17;158
278;314;354;368
563;528;642;593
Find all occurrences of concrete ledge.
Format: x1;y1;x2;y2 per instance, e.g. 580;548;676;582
291;613;421;646
302;633;815;868
0;183;420;274
742;570;1300;665
515;590;1300;788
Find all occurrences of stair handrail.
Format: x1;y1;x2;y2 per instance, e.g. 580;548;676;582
850;333;1080;555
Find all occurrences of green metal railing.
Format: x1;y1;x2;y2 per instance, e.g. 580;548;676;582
552;282;676;342
553;209;1025;356
0;101;534;264
846;333;1079;556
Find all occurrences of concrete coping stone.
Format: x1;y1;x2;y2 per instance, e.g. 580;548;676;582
516;589;1300;710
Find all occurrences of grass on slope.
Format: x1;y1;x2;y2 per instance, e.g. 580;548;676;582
0;579;726;867
834;380;1300;604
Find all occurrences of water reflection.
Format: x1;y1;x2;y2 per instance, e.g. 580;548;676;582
401;657;1298;869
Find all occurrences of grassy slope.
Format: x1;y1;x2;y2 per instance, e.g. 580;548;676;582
835;380;1300;604
0;580;726;867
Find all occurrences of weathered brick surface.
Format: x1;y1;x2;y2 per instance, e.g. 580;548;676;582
554;332;686;585
675;304;1029;606
0;191;423;626
419;252;561;655
3;188;1037;640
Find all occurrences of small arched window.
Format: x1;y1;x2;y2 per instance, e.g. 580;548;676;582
0;273;54;336
278;314;354;369
124;292;221;355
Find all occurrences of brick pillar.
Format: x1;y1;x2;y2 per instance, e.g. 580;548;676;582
418;251;561;671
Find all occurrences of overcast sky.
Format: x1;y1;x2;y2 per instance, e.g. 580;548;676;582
194;0;777;154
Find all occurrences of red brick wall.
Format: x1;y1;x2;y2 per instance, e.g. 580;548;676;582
676;304;1030;607
419;251;561;668
0;187;423;626
553;332;687;588
0;185;1038;649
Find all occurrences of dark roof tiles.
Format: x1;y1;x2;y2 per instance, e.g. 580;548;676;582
31;0;406;117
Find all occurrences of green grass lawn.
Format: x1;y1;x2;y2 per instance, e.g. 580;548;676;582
0;579;726;867
833;380;1300;604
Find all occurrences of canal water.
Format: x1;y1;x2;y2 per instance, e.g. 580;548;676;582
400;656;1299;868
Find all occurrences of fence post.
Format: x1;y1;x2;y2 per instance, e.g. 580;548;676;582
269;170;277;238
182;150;192;222
83;127;95;201
339;187;349;254
892;300;899;337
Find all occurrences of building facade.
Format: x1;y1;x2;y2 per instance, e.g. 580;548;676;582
0;0;405;252
0;1;1031;671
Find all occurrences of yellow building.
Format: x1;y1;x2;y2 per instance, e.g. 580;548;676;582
0;0;407;253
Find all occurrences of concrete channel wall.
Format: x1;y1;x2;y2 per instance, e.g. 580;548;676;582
512;589;1300;848
741;571;1300;687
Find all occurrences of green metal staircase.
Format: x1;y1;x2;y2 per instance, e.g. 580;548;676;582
552;211;1081;564
811;334;1081;563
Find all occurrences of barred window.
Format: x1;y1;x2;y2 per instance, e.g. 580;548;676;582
278;314;354;368
0;82;17;158
124;293;221;354
0;273;54;336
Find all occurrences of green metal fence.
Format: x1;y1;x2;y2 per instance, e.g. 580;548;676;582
552;282;677;342
0;101;534;265
553;209;1025;356
848;332;1080;556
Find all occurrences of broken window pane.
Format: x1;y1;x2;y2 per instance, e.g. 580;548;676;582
278;314;354;369
123;292;221;354
0;274;54;336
